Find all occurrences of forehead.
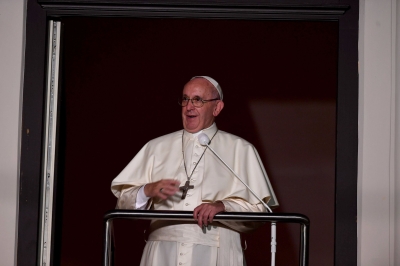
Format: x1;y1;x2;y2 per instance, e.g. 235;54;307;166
182;79;213;96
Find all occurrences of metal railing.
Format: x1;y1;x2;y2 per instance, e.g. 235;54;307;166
103;210;310;266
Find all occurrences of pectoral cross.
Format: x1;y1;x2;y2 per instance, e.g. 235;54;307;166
179;180;194;199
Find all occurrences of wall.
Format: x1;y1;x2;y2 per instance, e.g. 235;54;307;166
358;0;400;265
1;0;399;265
0;0;26;265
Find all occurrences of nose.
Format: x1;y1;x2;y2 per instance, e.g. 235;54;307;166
185;99;195;110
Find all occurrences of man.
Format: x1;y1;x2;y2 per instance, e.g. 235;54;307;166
111;76;278;266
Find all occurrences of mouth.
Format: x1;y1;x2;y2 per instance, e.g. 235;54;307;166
186;113;197;119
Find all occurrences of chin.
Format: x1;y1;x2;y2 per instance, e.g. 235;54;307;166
184;120;199;132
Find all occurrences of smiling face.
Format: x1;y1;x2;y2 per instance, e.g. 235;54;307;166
181;78;224;133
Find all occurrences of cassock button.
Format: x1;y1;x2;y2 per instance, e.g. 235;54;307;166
180;253;183;256
185;203;189;206
192;162;196;165
195;145;199;148
179;263;182;265
194;153;198;156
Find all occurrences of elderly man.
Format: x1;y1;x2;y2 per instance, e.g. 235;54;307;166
111;76;277;266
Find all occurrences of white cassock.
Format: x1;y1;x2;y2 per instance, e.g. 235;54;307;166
111;123;278;266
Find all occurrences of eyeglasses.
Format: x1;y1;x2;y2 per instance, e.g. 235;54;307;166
178;96;219;107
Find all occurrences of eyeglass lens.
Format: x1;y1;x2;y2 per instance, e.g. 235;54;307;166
180;96;203;107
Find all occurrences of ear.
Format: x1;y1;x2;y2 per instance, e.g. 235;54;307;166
213;100;224;117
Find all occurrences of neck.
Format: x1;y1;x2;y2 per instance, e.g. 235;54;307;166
185;123;215;135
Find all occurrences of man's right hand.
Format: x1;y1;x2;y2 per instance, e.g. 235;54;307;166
144;179;180;200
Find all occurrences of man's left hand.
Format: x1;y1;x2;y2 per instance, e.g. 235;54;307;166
193;201;225;228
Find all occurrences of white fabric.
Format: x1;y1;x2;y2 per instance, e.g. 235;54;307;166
140;225;243;266
111;123;277;265
112;124;275;205
141;241;219;266
136;185;150;209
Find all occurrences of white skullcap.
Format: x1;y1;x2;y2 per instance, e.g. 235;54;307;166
191;76;223;100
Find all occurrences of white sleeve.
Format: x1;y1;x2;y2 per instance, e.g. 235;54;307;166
218;198;266;232
136;185;151;209
221;198;266;212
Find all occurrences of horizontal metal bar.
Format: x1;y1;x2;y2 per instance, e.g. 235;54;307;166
103;210;309;266
104;210;309;224
38;1;350;11
38;1;349;20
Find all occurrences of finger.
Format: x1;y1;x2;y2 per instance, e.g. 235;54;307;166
157;194;168;200
202;208;212;226
155;180;180;197
193;207;198;221
196;206;206;227
209;202;225;223
170;180;181;186
198;204;209;226
159;187;174;196
165;184;180;192
161;181;179;190
157;189;168;200
159;187;174;198
197;212;203;227
159;185;179;196
193;205;201;220
208;210;216;224
207;204;219;224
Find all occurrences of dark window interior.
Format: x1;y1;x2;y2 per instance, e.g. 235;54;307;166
54;17;338;265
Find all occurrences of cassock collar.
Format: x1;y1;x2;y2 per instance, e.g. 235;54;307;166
183;123;218;141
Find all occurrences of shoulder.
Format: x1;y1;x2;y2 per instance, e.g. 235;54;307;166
145;130;183;150
215;130;254;148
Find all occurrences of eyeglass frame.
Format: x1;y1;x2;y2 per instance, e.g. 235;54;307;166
178;96;220;108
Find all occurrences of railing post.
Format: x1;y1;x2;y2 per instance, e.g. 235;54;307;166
300;223;309;266
103;219;112;266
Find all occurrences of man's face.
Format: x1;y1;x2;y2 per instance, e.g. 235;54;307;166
181;78;223;133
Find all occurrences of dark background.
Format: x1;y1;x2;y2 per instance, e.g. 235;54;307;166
54;17;337;265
